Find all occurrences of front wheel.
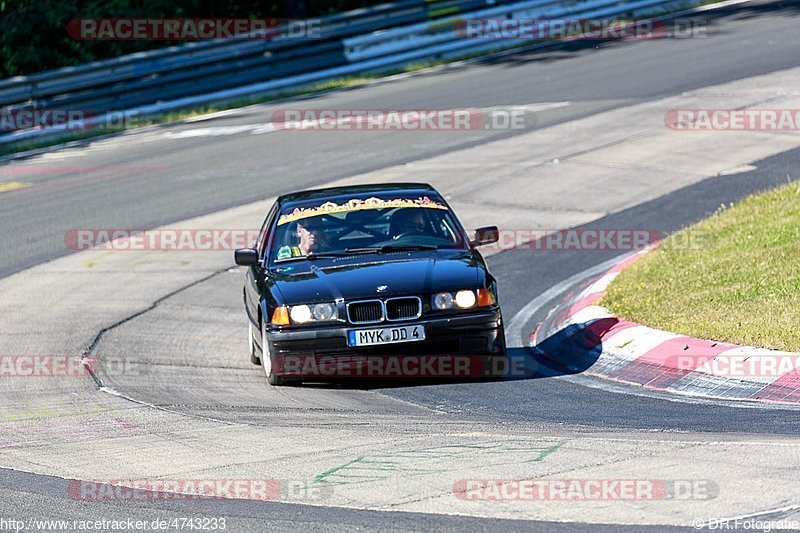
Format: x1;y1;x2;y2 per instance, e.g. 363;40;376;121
261;320;284;386
496;325;507;356
249;321;261;365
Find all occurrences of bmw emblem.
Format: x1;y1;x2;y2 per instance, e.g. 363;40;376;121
376;285;388;293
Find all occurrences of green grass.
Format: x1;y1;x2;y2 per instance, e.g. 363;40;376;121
601;181;800;351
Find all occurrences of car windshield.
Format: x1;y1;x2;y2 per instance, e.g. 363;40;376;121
269;194;467;262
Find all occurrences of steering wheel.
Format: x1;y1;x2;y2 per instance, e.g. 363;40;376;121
392;232;420;240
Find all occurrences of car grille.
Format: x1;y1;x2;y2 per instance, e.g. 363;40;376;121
385;297;422;321
346;297;422;324
346;300;384;324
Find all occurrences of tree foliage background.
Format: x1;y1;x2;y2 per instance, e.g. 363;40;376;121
0;0;377;78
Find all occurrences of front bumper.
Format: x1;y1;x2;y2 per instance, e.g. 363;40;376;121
265;309;505;379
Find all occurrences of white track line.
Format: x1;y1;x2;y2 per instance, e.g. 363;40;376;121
506;253;631;347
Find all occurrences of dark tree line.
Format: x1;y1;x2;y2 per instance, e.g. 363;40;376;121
0;0;378;78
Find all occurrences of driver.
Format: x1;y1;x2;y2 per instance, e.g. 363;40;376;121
390;209;427;239
277;218;325;259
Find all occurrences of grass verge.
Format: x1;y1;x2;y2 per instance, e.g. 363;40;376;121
601;181;800;352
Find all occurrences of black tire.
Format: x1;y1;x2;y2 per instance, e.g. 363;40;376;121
261;320;285;386
488;326;509;379
497;324;508;355
249;321;261;365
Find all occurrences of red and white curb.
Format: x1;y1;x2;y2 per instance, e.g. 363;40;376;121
532;248;800;405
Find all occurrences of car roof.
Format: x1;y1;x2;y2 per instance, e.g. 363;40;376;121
277;183;439;207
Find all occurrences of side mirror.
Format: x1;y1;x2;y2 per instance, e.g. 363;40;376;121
471;226;499;247
234;248;260;266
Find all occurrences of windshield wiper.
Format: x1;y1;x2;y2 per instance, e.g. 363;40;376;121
345;244;439;254
275;251;347;263
277;245;438;262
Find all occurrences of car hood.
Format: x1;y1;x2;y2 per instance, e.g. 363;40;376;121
269;251;483;304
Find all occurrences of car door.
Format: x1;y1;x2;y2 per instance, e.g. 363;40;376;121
244;201;278;327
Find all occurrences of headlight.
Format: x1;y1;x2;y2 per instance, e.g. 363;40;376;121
433;292;454;310
290;304;313;323
312;302;337;320
289;302;338;324
455;290;477;308
433;289;494;311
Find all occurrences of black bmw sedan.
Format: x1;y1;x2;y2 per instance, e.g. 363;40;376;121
234;183;505;385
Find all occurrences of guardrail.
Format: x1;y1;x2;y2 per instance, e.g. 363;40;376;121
0;0;517;112
0;0;703;147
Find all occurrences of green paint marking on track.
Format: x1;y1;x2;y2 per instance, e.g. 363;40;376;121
522;440;566;463
313;457;366;485
313;438;569;486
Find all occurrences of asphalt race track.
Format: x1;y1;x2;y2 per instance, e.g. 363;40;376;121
2;1;800;530
4;0;800;277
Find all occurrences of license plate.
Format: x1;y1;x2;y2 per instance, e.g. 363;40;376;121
347;325;425;347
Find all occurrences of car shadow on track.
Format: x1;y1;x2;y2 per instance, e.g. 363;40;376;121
290;319;614;390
